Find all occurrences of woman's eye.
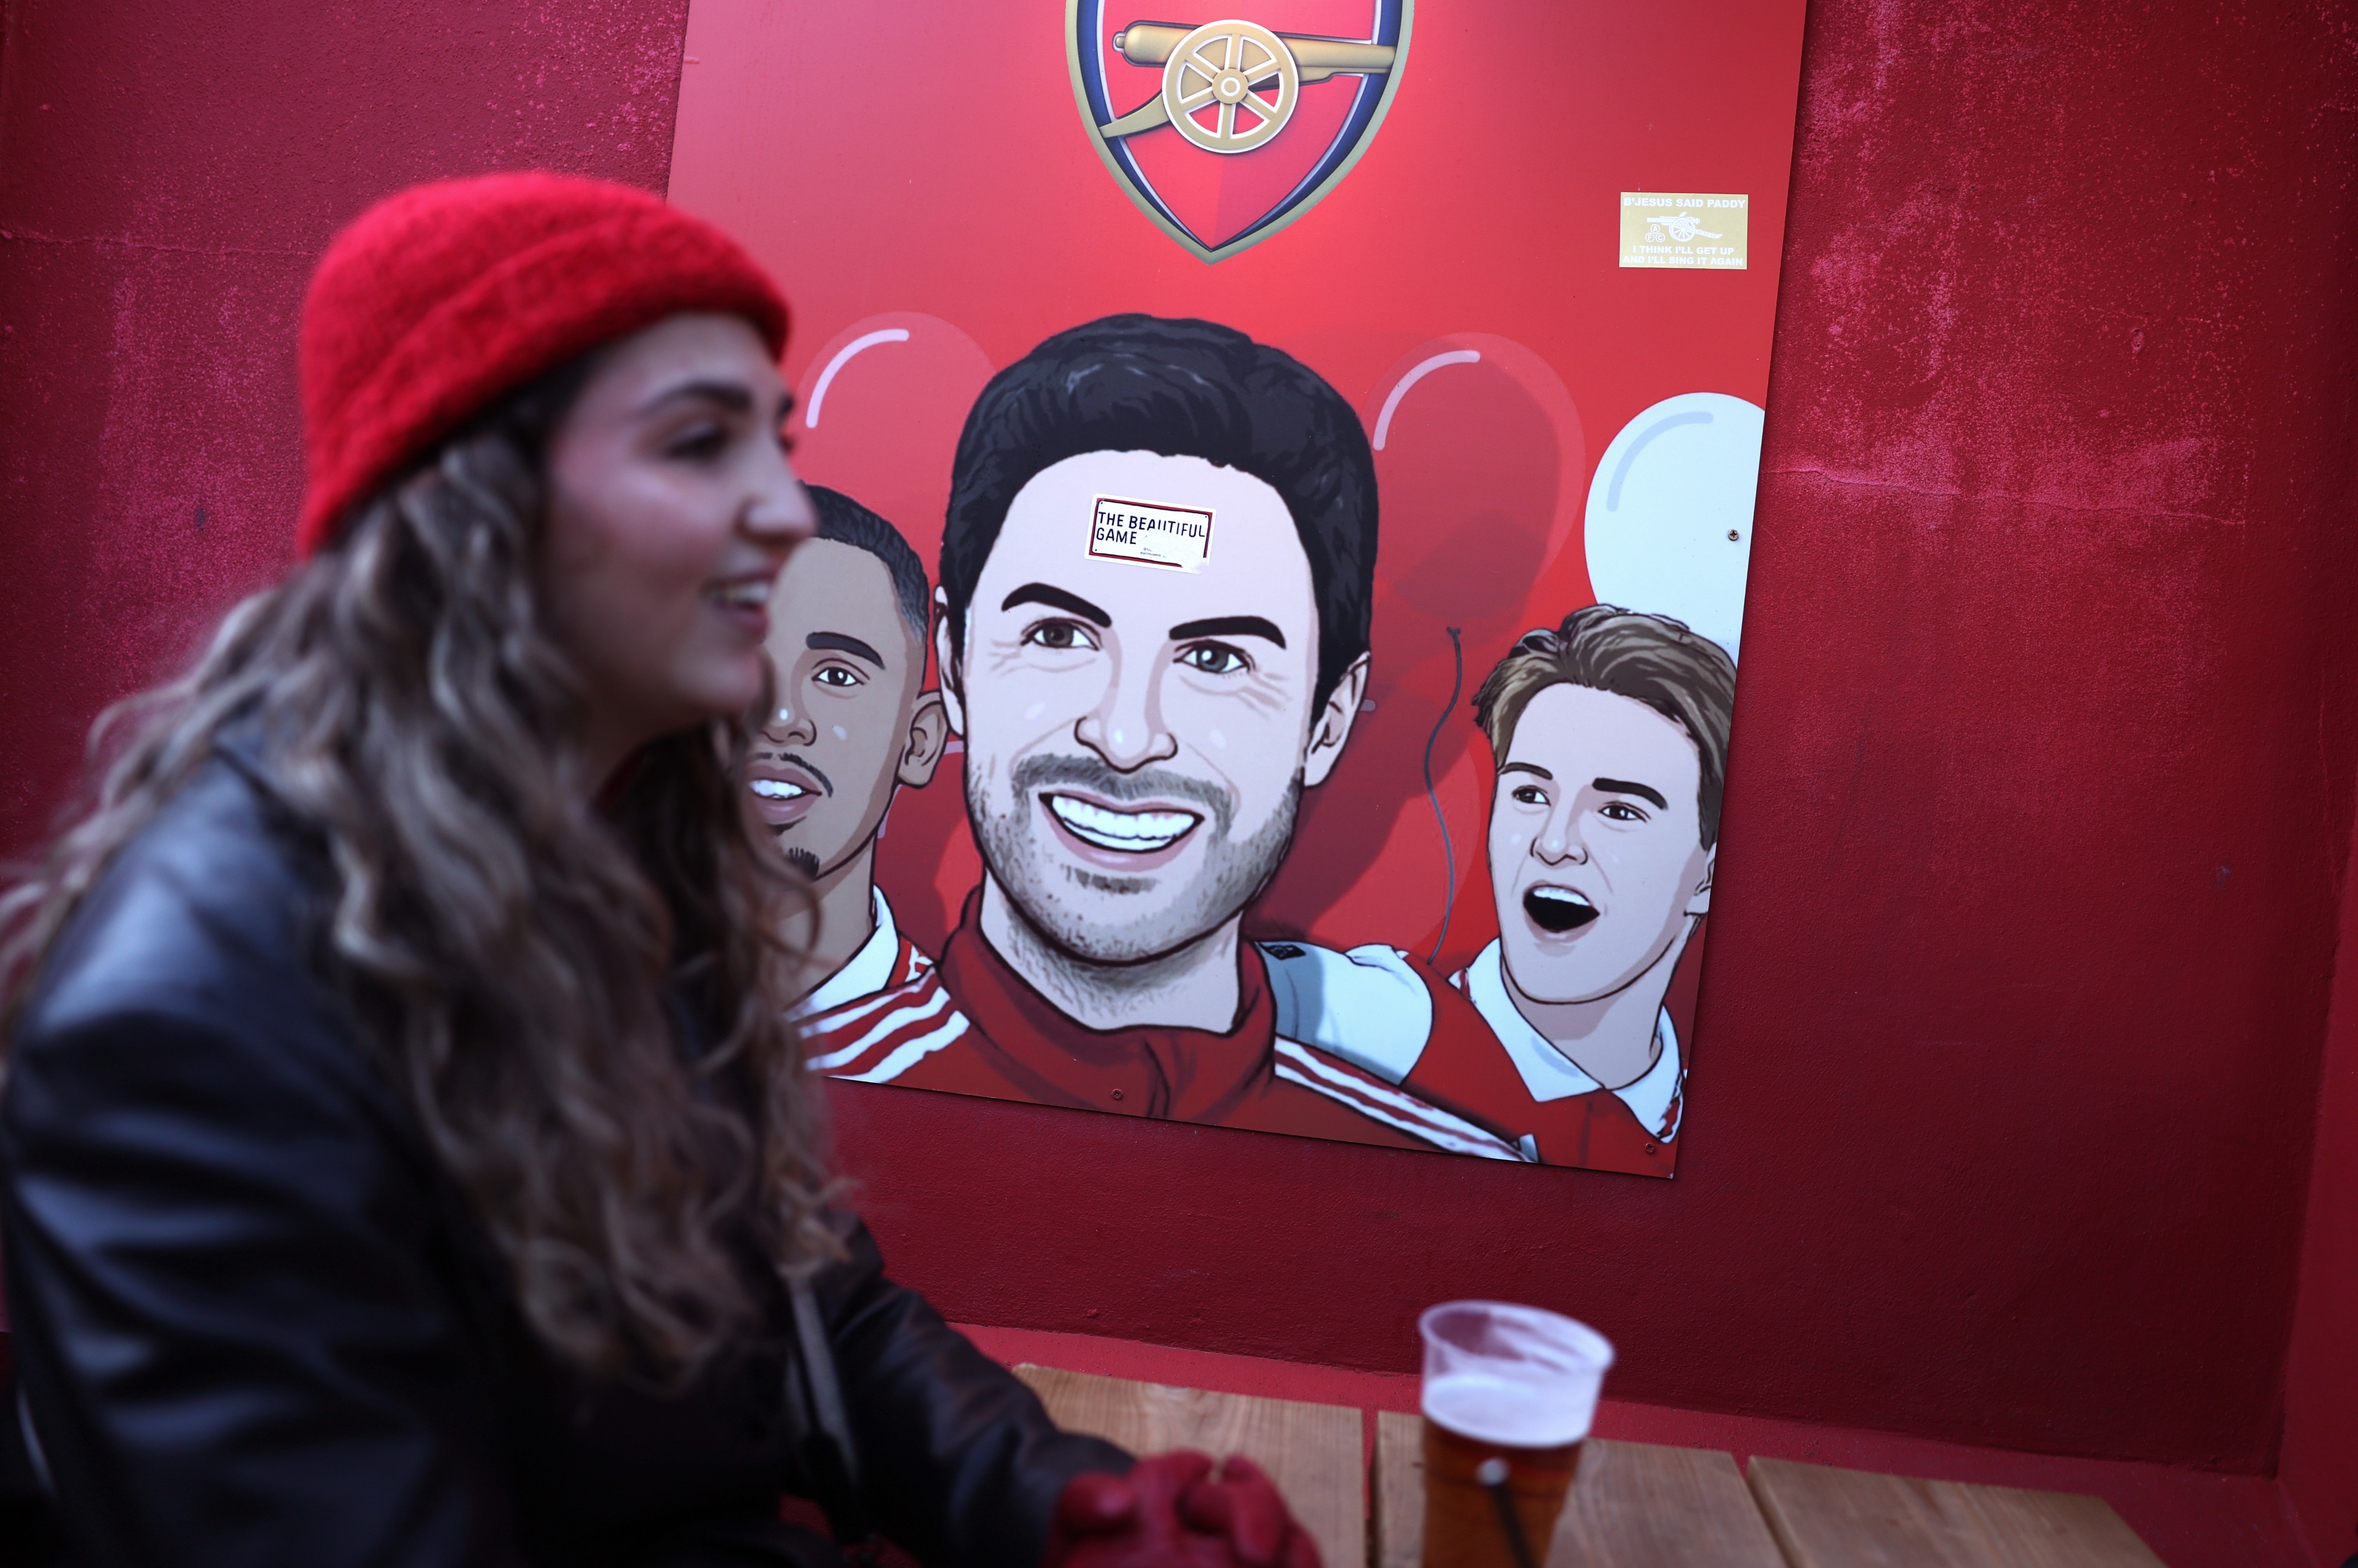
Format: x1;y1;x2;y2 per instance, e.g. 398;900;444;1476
1599;801;1648;822
1023;621;1096;651
1511;785;1549;806
667;423;729;460
1178;643;1248;676
812;666;862;690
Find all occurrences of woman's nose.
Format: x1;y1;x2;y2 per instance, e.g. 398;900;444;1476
746;463;818;550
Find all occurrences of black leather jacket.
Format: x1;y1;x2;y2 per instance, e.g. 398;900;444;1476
0;743;1128;1568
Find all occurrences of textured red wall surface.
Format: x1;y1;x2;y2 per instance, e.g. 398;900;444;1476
2284;796;2358;1563
2;0;2354;1484
0;0;690;841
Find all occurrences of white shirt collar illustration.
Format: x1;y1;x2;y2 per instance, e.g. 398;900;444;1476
1458;939;1682;1139
794;886;900;1019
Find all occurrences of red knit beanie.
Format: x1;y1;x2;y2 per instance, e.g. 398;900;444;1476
295;172;790;556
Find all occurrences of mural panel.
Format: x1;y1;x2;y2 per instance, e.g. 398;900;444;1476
670;0;1806;1175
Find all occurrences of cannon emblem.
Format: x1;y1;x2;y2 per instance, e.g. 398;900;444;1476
1645;212;1724;244
1068;0;1413;262
1096;18;1398;154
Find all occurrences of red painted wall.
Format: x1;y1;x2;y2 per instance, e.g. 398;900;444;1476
0;0;691;841
2284;793;2358;1562
2;0;2353;1484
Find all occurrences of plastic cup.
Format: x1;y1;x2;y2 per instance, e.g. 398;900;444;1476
1417;1300;1615;1568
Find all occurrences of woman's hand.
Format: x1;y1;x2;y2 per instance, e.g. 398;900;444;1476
1045;1452;1320;1568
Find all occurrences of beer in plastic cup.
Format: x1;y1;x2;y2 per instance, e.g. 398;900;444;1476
1417;1301;1613;1568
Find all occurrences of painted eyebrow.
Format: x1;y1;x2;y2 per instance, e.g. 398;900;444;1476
1168;615;1286;648
1000;583;1111;627
1594;777;1669;809
1500;762;1555;780
808;631;884;667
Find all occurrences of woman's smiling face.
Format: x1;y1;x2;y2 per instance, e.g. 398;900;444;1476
539;311;815;776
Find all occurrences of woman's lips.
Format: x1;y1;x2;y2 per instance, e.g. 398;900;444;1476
707;575;772;640
1040;792;1201;872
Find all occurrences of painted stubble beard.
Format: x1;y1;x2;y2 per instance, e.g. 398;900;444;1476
971;752;1303;965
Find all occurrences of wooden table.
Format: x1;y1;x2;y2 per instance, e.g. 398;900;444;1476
1017;1366;2164;1567
1015;1364;1366;1568
1746;1457;2166;1568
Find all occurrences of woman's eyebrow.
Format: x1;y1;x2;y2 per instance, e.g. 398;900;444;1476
636;379;754;415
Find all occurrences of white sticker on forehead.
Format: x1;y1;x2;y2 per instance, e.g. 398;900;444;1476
1087;495;1213;573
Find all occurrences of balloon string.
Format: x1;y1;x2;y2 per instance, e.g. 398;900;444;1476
1425;627;1464;966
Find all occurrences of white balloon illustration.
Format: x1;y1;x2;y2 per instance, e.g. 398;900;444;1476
1583;392;1763;663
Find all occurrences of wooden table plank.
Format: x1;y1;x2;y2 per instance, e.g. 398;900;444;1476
1375;1409;1785;1568
1555;1438;1791;1568
1375;1411;1423;1568
1747;1457;2166;1568
1015;1365;1364;1568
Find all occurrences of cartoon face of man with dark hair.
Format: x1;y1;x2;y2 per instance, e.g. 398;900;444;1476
937;450;1367;1025
825;315;1514;1162
754;492;947;995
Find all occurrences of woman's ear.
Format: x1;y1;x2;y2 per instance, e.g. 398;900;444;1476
898;691;951;788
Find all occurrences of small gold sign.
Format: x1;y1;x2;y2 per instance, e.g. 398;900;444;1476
1620;193;1749;269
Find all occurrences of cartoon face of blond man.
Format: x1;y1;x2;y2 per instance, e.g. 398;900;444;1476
1473;607;1735;1090
933;315;1378;1032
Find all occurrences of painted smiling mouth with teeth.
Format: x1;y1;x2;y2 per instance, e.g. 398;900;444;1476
1046;794;1201;854
1524;885;1599;934
747;765;826;831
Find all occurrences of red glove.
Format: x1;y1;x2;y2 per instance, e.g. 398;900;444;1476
1046;1452;1320;1568
1177;1455;1319;1568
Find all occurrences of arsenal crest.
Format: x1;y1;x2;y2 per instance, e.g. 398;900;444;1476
1068;1;1412;262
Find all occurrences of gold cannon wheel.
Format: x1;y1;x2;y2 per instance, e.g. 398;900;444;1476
1160;19;1298;154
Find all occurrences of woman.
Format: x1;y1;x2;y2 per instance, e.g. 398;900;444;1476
0;174;1314;1568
